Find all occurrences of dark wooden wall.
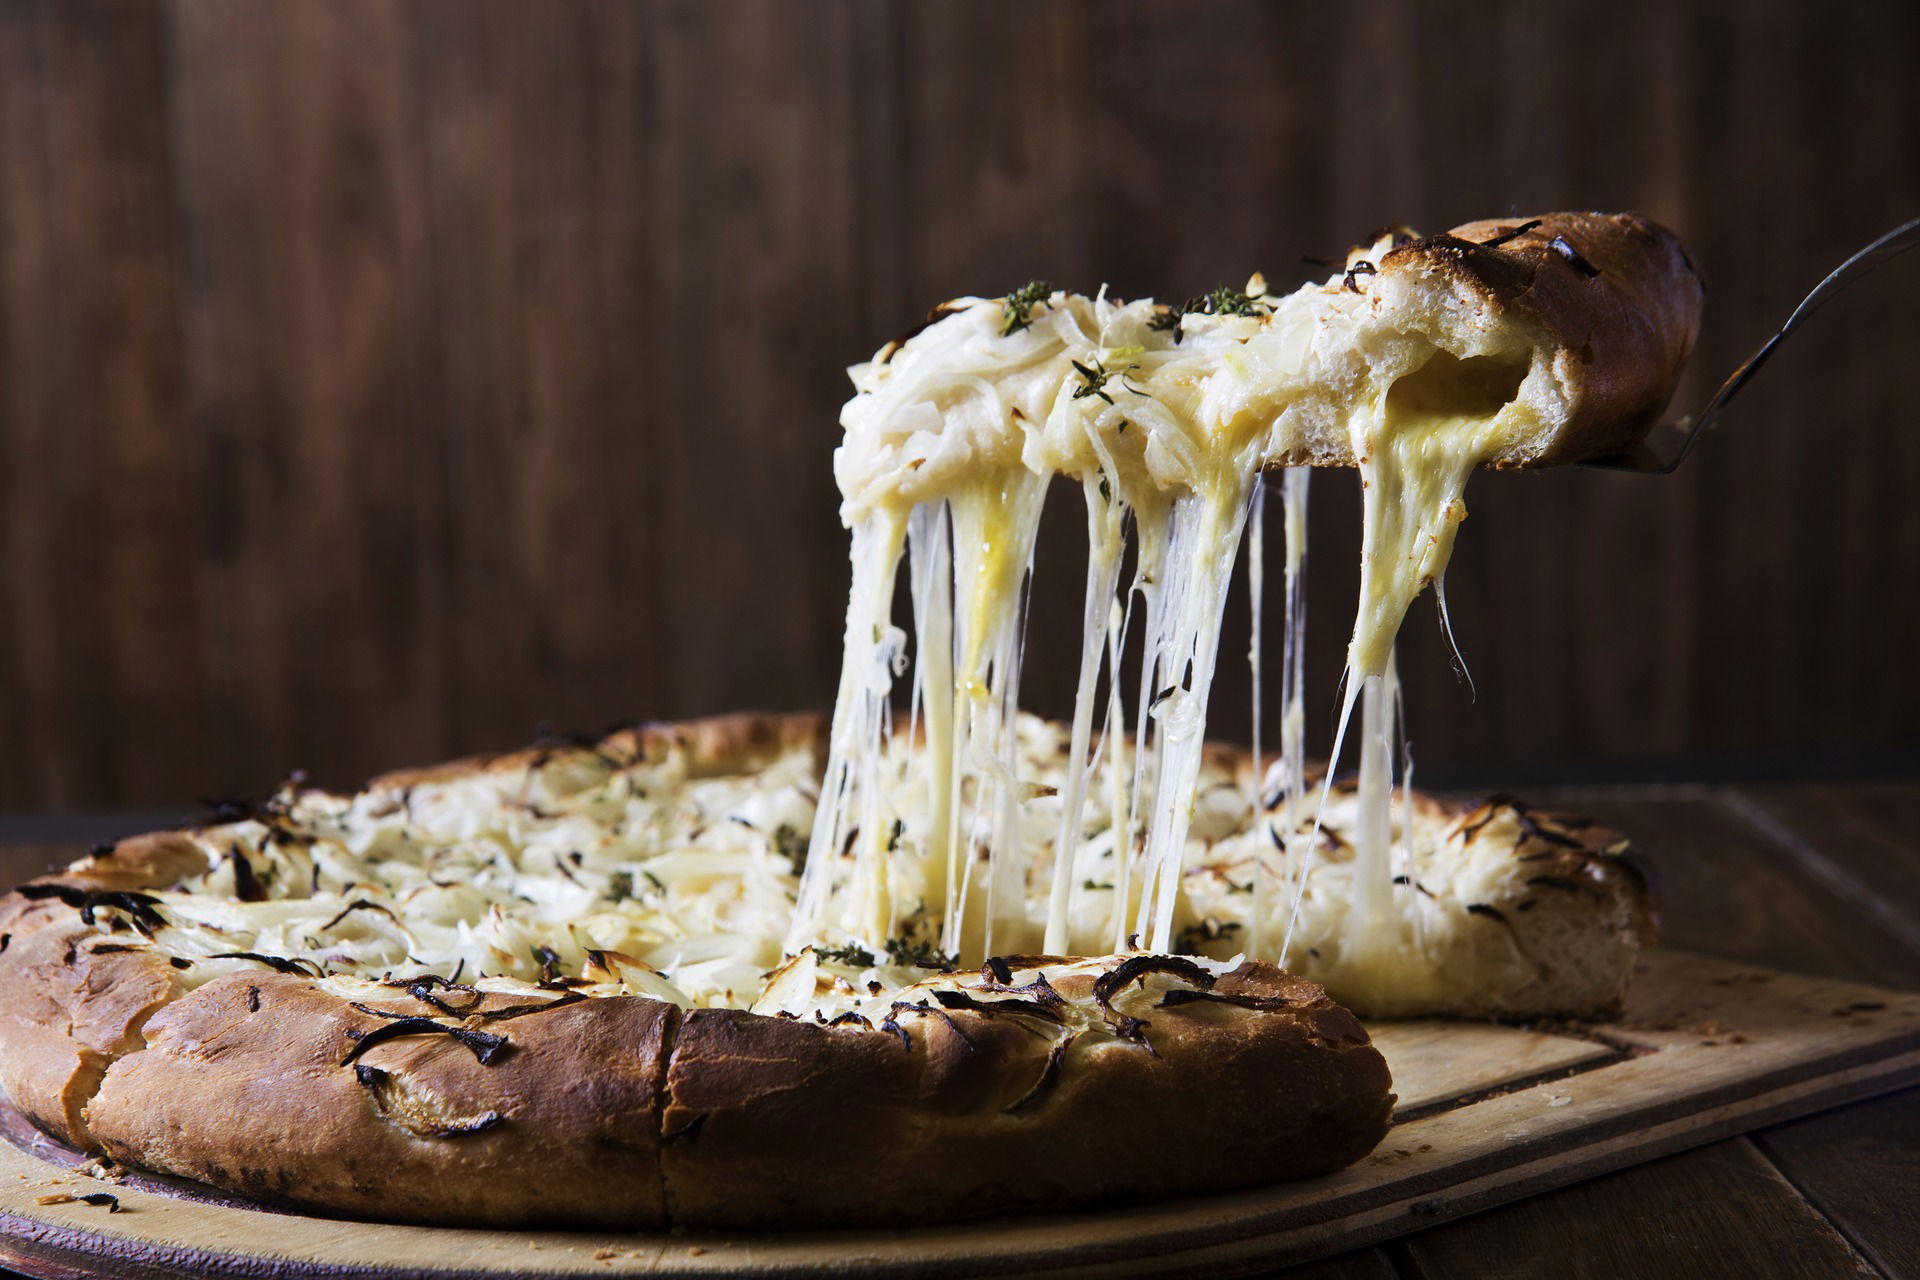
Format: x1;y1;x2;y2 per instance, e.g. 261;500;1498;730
0;0;1914;811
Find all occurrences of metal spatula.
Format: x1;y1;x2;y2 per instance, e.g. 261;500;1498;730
1581;214;1920;474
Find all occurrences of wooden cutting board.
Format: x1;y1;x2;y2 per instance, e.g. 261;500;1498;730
1;949;1914;1280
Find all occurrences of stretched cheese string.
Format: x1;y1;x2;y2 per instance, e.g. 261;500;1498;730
906;502;959;938
1102;590;1133;952
788;510;906;952
1254;466;1310;959
1245;480;1267;957
1043;476;1127;954
947;471;1047;958
1134;481;1255;951
1350;659;1399;965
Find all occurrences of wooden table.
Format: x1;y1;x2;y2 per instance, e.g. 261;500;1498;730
0;779;1913;1280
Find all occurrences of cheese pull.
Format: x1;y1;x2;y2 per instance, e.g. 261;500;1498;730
1259;211;1702;677
810;210;1703;963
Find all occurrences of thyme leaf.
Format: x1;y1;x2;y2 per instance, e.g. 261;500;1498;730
812;941;877;967
1148;284;1271;342
1000;280;1055;336
884;935;958;971
1071;359;1147;407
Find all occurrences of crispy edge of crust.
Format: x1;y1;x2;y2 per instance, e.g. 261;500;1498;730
1203;742;1656;1020
1262;209;1704;470
1443;796;1660;1019
0;833;207;1146
366;709;829;790
658;960;1393;1228
1386;210;1704;467
46;831;211;893
85;974;678;1229
0;893;184;1149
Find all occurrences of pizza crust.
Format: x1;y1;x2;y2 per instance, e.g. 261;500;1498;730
661;960;1391;1228
87;974;676;1228
365;710;828;792
1263;210;1705;471
0;883;184;1149
1178;775;1657;1020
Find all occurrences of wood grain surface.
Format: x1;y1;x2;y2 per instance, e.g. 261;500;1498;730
0;0;1913;810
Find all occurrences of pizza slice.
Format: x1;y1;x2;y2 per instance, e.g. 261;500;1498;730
806;209;1697;1002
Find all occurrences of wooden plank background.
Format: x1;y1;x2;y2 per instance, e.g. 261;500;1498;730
0;0;1913;811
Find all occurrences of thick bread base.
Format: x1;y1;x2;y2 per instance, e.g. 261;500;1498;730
0;895;181;1149
86;975;677;1228
1263;210;1704;471
368;710;829;791
71;960;1388;1230
660;962;1393;1228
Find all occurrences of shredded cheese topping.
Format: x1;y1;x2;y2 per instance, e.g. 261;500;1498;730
67;711;1612;1018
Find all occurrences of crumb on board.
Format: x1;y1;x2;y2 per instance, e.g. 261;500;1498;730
33;1191;121;1212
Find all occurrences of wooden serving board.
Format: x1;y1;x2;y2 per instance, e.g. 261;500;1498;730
1;949;1914;1280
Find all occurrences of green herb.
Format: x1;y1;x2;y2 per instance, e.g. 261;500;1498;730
1172;918;1243;954
1147;284;1270;342
1071;359;1115;404
1082;879;1114;891
1071;359;1146;406
604;870;634;902
1000;280;1055;336
772;823;806;872
1201;285;1265;316
813;941;877;967
884;936;958;971
886;818;905;852
642;870;666;894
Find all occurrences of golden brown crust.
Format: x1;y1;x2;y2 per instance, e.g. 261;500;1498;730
1382;210;1705;467
1442;795;1658;1018
658;960;1392;1228
0;892;182;1148
366;710;828;791
52;832;210;893
1444;794;1658;942
86;975;677;1228
61;952;1392;1230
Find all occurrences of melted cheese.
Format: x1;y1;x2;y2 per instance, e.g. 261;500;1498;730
805;246;1541;972
56;702;1615;1023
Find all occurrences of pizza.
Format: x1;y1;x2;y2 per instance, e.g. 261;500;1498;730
0;210;1697;1229
0;715;1400;1228
0;711;1650;1227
